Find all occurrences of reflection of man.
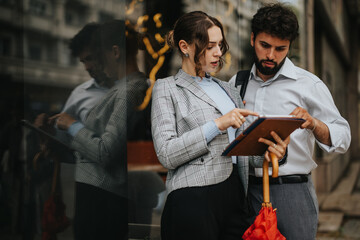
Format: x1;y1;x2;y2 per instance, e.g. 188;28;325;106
51;20;148;240
230;3;351;239
35;23;113;140
64;23;113;123
34;22;114;239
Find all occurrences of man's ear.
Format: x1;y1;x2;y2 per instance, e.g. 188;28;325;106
112;45;121;60
250;33;255;47
178;40;190;56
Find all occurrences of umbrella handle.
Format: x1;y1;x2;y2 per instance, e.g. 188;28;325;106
262;152;279;205
271;152;279;178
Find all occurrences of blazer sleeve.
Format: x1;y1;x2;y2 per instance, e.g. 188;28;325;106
151;79;210;170
70;93;126;169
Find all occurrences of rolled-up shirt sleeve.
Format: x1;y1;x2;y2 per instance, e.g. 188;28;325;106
309;81;351;153
68;121;84;137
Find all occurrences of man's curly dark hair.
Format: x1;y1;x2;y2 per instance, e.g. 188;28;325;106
251;3;299;43
69;22;99;57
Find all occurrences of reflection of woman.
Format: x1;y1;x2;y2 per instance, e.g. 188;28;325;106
151;11;261;240
52;20;148;240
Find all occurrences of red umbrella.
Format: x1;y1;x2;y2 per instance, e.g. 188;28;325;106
243;153;286;240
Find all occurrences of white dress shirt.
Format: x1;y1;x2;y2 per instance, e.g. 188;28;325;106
229;57;351;176
62;78;109;122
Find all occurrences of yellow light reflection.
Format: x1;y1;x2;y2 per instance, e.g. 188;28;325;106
130;13;170;110
155;33;165;43
143;37;159;59
157;43;169;56
153;13;162;28
126;0;137;15
137;15;149;28
137;55;165;110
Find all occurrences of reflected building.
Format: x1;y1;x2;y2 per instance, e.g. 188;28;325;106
0;0;125;114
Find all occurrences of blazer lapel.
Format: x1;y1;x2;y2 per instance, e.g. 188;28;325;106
174;70;219;110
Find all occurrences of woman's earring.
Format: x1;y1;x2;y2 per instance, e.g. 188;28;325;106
184;53;189;58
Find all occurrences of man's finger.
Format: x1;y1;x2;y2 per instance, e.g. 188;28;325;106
49;113;61;120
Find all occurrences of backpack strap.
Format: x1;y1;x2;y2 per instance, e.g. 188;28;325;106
234;70;250;99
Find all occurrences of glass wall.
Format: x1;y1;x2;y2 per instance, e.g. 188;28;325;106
0;0;305;239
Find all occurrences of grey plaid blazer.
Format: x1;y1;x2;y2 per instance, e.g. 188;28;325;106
151;69;249;194
71;72;148;197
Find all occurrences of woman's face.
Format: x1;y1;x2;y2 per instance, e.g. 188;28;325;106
199;25;223;74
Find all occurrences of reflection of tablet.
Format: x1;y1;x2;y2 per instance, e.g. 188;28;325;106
21;119;74;152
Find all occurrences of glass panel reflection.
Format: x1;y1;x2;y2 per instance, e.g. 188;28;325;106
0;1;304;239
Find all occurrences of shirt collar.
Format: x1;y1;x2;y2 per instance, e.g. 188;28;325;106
191;74;212;83
178;69;213;83
83;78;106;90
250;57;297;82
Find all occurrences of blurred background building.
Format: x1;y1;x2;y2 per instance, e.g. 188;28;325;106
0;0;359;239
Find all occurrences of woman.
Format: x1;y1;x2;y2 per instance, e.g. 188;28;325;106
151;11;288;240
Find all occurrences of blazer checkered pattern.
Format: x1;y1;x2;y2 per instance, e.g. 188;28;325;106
151;69;249;194
71;72;148;197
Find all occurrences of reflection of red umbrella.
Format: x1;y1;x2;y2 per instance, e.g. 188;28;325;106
36;153;70;240
243;153;285;240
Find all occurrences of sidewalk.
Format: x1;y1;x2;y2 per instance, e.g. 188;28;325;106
316;161;360;240
2;162;360;240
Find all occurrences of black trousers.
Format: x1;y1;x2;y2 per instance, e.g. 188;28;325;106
161;165;254;240
74;182;128;240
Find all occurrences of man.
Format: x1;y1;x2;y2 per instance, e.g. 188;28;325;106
230;3;351;239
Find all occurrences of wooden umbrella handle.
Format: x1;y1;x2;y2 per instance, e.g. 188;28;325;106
262;159;270;204
271;152;279;178
262;152;279;206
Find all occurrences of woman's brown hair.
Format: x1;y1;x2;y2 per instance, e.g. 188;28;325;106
167;11;229;76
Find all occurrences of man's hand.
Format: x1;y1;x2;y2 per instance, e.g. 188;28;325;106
259;131;290;162
290;107;332;146
34;113;55;135
290;107;316;130
49;112;76;131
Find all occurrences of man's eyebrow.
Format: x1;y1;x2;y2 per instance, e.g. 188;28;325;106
259;40;287;48
259;40;270;45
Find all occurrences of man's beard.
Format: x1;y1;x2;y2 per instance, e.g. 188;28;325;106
253;49;286;76
92;70;111;85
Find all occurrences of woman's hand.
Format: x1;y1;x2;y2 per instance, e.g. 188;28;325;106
214;108;258;131
258;131;290;162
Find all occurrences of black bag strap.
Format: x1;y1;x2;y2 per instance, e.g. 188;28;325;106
234;70;250;99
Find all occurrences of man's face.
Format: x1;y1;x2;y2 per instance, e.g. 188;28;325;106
102;48;119;80
251;32;290;80
78;48;108;83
